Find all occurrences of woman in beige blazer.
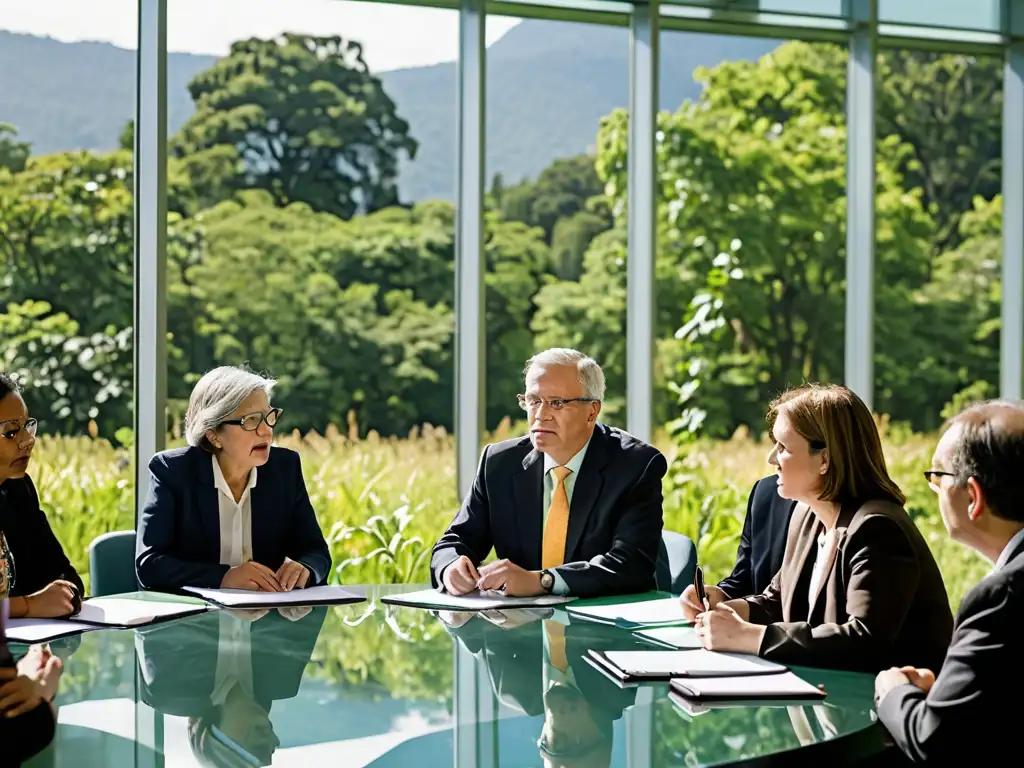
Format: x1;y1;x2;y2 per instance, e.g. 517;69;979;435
693;384;953;673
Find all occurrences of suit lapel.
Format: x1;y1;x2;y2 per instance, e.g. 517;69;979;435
564;429;608;563
808;503;857;615
782;504;816;620
195;452;222;561
250;471;268;564
516;448;545;570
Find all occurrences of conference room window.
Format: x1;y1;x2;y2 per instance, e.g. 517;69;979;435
872;49;1003;433
0;2;139;567
489;16;630;431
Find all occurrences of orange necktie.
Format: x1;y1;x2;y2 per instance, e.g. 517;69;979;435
542;466;572;569
545;619;569;672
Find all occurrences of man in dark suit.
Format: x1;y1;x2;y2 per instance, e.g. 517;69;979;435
444;611;642;768
680;474;794;618
431;348;668;598
875;400;1024;761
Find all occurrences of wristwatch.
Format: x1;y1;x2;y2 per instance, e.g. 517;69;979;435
540;570;555;594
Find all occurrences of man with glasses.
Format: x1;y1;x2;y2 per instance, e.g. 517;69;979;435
0;372;84;618
874;400;1024;762
431;348;667;598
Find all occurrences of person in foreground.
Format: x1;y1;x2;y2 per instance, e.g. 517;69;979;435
0;373;85;619
431;348;668;598
1;601;64;764
136;365;331;593
680;472;795;616
874;400;1024;762
692;384;953;673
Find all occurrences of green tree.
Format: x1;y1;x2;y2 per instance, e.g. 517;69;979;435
173;34;417;219
0;123;30;173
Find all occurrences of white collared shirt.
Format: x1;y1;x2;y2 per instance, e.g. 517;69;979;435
211;455;257;568
807;530;828;609
995;527;1024;571
210;610;255;706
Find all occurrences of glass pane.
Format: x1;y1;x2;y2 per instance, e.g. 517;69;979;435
0;2;138;593
485;17;628;429
167;0;460;582
880;0;1003;32
662;0;846;18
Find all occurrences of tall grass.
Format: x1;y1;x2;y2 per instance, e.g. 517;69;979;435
26;418;988;609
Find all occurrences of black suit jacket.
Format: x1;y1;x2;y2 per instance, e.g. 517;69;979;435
877;533;1024;762
135;445;331;591
430;424;668;597
716;475;794;599
0;476;85;599
136;607;326;718
447;615;640;720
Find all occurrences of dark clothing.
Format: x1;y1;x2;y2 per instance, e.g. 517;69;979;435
135;445;331;592
0;475;84;599
430;424;668;598
745;499;953;673
877;534;1024;762
1;602;58;765
717;475;795;599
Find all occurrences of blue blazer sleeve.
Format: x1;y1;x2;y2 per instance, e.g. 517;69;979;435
135;453;230;591
716;478;759;599
284;451;331;586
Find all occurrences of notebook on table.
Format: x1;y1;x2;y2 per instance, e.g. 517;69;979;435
586;649;786;683
5;597;210;643
183;584;365;609
634;626;702;650
380;588;575;611
669;670;828;703
567;597;689;629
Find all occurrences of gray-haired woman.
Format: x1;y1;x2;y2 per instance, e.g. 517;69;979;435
135;366;331;593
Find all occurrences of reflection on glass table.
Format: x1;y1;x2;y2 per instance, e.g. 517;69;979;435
18;585;890;767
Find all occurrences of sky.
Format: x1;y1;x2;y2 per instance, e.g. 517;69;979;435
0;0;520;71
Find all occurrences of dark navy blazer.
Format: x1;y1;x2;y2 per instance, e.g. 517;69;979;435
135;445;331;592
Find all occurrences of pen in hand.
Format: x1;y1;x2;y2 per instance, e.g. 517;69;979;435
695;565;710;611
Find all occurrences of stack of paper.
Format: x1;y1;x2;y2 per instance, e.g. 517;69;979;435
183;584;365;609
670;670;827;702
380;588;575;611
586;649;786;683
635;626;702;650
566;597;689;628
6;597;209;643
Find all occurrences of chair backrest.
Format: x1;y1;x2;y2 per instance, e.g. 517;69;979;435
655;530;698;594
87;530;139;597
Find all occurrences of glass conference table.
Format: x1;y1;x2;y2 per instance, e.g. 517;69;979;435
16;585;891;767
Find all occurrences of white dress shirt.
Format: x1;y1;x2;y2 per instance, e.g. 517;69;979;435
212;455;257;568
542;438;592;596
807;530;828;609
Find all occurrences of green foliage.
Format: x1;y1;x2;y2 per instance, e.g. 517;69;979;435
173;34;417;219
0;123;30;173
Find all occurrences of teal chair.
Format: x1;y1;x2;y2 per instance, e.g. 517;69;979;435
655;530;698;594
88;530;139;597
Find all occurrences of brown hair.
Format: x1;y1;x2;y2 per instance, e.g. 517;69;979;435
768;383;905;507
945;400;1024;523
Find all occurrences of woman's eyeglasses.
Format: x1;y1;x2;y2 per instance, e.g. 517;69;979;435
0;419;37;441
219;408;282;432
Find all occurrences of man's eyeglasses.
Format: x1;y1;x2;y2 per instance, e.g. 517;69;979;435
517;395;596;412
220;408;282;432
0;419;37;441
923;469;955;491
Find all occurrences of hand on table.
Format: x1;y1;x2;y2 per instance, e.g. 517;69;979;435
275;558;310;591
898;666;936;693
442;556;480;596
695;603;764;654
476;559;542;597
0;647;63;717
24;580;80;618
222;561;283;592
680;584;726;622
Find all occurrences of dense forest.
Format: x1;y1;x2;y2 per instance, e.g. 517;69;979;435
0;34;1004;441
